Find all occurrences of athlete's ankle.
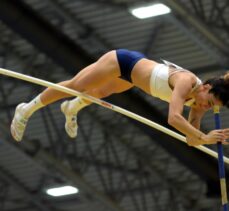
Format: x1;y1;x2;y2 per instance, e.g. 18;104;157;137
22;94;45;118
67;97;89;114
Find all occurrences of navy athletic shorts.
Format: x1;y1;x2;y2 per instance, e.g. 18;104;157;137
116;49;146;82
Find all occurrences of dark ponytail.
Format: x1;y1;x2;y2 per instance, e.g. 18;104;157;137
204;72;229;108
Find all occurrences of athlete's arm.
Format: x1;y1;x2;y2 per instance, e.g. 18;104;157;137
186;107;205;145
168;74;226;146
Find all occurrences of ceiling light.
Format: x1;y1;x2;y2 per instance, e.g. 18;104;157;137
130;3;171;19
46;186;79;197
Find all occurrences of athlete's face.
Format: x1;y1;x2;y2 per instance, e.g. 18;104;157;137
193;84;222;110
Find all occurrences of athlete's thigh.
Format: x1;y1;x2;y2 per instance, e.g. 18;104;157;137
70;51;120;90
99;77;134;95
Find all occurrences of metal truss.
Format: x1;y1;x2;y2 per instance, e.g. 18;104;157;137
0;46;197;210
189;0;229;41
0;165;54;211
83;107;211;210
0;26;123;211
0;1;226;211
22;0;113;58
28;102;189;211
162;0;229;66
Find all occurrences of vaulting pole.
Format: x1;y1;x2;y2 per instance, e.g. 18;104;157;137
214;106;228;210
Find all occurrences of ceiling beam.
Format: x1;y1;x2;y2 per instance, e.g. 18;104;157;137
35;148;125;211
162;0;229;64
167;15;227;66
46;0;112;55
0;168;53;211
0;123;125;211
0;0;93;72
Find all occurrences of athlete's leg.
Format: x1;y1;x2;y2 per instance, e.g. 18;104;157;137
40;50;120;105
11;50;122;141
63;77;133;116
61;78;133;138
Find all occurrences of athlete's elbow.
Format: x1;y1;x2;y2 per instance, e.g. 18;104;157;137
167;113;182;127
167;116;175;126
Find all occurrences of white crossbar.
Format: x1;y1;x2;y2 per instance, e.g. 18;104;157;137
0;67;228;164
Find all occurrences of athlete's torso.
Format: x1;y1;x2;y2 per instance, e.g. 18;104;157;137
149;60;202;106
115;49;202;106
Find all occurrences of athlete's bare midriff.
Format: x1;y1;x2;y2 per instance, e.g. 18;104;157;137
131;58;159;94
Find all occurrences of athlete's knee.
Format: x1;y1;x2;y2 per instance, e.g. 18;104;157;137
62;79;85;92
62;79;75;89
91;88;112;98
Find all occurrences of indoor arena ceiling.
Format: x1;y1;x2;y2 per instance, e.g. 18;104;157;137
0;0;229;211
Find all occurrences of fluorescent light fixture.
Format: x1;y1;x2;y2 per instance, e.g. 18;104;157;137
130;3;171;19
46;186;79;197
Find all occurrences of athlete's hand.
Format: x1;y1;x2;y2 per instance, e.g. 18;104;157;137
202;130;227;145
223;128;229;139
